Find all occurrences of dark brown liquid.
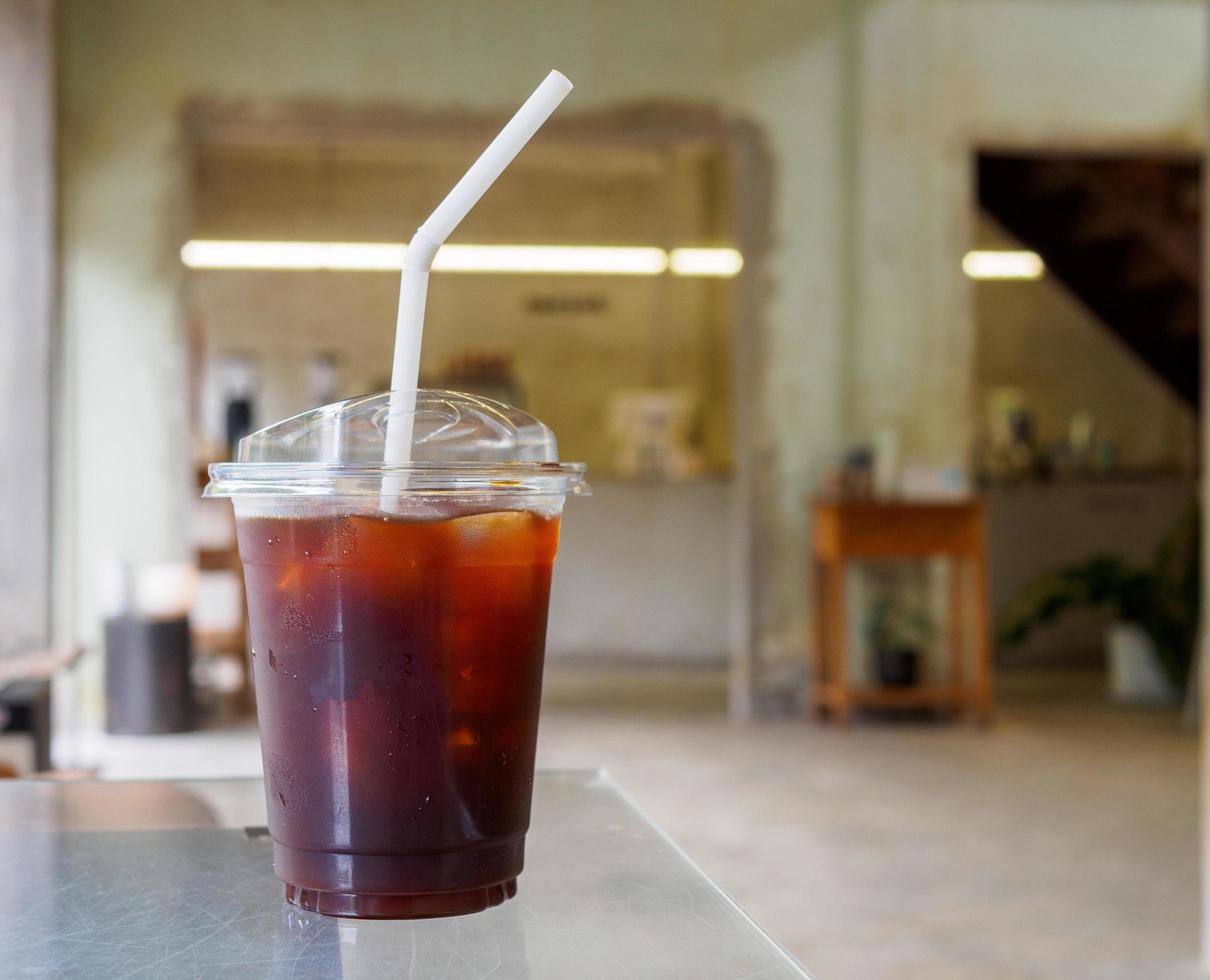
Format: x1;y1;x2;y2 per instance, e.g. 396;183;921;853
236;508;559;918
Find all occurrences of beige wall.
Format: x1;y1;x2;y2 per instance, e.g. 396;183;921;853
56;0;1207;701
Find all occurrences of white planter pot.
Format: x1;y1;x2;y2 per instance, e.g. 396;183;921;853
1106;622;1177;705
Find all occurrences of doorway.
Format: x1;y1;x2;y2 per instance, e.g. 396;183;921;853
181;101;773;717
973;150;1199;692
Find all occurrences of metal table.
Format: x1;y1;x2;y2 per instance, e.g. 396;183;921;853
0;770;811;978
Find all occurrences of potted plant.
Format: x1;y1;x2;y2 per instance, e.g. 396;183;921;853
997;504;1198;704
868;598;933;687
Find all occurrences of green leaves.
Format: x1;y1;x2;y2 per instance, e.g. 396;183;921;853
996;502;1199;695
868;596;934;650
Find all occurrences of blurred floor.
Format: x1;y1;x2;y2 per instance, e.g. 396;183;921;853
539;666;1200;980
58;666;1199;980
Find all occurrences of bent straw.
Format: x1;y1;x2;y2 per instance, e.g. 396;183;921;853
384;70;574;474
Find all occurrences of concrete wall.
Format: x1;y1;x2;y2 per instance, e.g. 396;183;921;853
56;0;1207;702
788;0;1205;670
847;0;1205;461
0;0;53;658
56;0;846;681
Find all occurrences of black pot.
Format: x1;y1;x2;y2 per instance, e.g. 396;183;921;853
875;646;919;688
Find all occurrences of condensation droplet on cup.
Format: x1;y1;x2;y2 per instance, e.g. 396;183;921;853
303;549;311;558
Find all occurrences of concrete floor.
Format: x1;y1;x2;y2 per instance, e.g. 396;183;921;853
58;665;1201;978
537;667;1202;980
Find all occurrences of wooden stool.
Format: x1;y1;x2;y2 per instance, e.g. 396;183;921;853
0;646;83;773
811;499;993;725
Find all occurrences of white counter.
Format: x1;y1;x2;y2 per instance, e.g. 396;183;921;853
546;478;732;663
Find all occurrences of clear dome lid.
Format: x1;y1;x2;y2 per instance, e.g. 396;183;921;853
204;389;588;498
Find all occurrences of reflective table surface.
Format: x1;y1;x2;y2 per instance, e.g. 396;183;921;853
0;770;811;978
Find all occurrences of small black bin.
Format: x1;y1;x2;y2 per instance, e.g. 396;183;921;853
104;615;194;735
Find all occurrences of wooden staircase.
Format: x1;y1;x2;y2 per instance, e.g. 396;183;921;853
978;153;1201;407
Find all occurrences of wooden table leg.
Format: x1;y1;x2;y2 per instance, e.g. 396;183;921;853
826;559;850;726
812;559;828;716
948;556;965;715
972;550;994;724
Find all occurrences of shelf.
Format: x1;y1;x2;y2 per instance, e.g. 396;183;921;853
815;684;975;709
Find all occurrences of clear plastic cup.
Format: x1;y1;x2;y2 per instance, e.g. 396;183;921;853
205;390;587;918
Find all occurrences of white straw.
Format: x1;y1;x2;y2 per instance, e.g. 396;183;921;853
384;70;574;470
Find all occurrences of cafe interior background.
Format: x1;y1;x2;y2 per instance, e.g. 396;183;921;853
2;0;1209;976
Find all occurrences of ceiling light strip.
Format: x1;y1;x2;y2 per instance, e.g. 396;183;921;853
669;247;743;277
962;250;1045;280
180;240;743;277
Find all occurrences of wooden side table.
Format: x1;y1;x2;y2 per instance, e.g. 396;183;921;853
195;464;253;712
811;499;993;724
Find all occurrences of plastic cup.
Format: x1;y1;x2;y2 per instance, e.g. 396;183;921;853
205;390;587;918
